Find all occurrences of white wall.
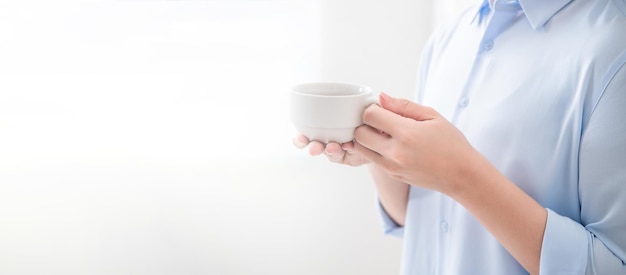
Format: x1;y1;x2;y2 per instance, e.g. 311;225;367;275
0;0;464;274
434;0;475;28
316;0;433;99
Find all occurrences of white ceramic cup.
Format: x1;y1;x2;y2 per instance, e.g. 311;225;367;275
290;82;379;143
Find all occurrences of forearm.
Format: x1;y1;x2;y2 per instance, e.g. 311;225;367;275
369;163;410;226
446;151;547;275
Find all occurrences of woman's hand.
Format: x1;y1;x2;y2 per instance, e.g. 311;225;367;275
293;134;370;167
353;93;478;194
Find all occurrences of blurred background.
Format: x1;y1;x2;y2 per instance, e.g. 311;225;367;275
0;0;470;274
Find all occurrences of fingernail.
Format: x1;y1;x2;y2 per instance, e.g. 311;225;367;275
325;152;340;160
380;92;391;103
293;138;307;148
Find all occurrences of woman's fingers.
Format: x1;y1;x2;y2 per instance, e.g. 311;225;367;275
293;135;369;166
324;142;345;162
354;124;391;154
308;140;325;156
293;134;310;149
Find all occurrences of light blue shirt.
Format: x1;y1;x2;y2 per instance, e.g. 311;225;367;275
377;0;626;274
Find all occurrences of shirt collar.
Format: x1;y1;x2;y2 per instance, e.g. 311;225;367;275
518;0;573;30
481;0;573;30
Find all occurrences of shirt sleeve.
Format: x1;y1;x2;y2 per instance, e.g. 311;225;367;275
539;60;626;274
375;197;404;238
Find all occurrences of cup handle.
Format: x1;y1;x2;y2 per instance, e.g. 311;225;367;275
366;93;381;107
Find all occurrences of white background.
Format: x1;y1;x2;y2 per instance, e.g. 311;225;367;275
0;0;469;274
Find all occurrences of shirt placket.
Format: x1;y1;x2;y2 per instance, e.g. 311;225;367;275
440;2;522;273
451;0;523;125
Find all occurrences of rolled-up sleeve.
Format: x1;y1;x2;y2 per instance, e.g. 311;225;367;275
540;60;626;274
375;198;404;238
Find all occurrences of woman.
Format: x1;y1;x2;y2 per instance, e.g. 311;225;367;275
295;0;626;274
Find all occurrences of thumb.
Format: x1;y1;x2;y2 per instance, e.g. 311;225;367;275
379;92;437;121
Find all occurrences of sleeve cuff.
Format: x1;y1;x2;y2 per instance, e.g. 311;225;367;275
375;198;404;238
539;208;590;274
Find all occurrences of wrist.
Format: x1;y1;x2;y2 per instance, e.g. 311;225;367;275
441;148;496;200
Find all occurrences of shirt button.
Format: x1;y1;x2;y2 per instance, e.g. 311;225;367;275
441;221;449;233
482;39;494;50
458;96;470;107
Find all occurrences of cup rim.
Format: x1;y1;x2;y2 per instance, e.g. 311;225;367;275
291;82;372;98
